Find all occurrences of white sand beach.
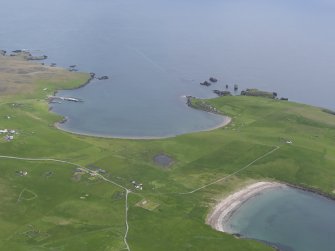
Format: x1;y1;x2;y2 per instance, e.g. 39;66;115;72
207;181;286;232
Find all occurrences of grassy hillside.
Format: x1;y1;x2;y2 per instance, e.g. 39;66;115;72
1;56;335;250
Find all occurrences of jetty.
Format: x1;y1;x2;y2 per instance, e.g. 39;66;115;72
47;95;83;102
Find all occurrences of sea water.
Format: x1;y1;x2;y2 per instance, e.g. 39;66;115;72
224;187;335;251
0;0;334;137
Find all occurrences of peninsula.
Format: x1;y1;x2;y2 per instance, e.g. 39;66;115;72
1;53;335;251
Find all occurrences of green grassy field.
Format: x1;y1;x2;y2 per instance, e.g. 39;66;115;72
1;56;335;250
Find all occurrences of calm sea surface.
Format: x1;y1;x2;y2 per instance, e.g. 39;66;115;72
1;0;334;137
1;1;335;249
224;187;335;251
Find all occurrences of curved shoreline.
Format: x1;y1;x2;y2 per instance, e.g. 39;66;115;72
51;93;231;140
206;181;286;232
53;116;232;140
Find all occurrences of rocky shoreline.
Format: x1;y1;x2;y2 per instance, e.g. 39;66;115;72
186;96;223;115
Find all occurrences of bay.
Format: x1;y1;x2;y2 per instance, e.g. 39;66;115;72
224;187;335;251
1;0;334;137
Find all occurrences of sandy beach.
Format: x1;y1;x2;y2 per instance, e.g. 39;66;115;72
206;181;286;232
54;115;232;140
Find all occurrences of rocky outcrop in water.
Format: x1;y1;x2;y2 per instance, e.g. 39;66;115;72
97;76;109;80
9;50;47;60
209;77;218;83
0;50;6;56
213;90;232;96
200;81;211;86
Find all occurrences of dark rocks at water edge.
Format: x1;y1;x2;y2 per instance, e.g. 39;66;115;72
77;72;98;88
186;96;221;114
10;50;47;60
75;73;96;89
0;50;6;56
232;233;242;238
209;77;218;83
97;76;109;80
186;96;194;106
200;77;218;86
26;55;47;60
200;81;211;86
68;65;78;72
213;90;232;96
280;97;288;101
59;117;68;124
241;89;277;99
50;63;57;67
322;108;335;115
234;84;239;91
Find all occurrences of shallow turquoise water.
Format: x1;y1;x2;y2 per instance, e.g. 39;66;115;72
224;187;335;251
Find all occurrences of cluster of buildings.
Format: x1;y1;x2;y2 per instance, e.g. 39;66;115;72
0;129;17;141
16;170;28;176
74;167;107;180
131;180;143;190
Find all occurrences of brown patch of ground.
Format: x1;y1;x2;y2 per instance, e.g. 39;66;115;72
135;199;160;211
0;54;86;97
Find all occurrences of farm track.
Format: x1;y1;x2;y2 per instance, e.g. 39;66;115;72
0;155;132;251
0;145;280;250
